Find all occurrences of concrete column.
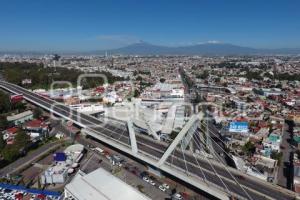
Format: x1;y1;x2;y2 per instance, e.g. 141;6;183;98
127;119;138;155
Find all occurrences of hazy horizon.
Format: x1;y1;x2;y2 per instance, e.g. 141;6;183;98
1;0;300;51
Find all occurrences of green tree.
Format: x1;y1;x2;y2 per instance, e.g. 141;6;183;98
296;150;300;160
136;76;143;81
0;135;5;151
14;130;31;148
170;130;179;140
12;102;26;112
271;151;283;166
215;77;221;83
242;141;256;156
159;78;166;83
196;70;210;79
1;146;19;162
133;89;140;98
0;91;10;113
0;115;8;131
33;107;42;119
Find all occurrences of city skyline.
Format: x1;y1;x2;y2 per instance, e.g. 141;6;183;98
1;0;300;51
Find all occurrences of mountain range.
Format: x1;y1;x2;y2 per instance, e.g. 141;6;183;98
1;42;300;55
90;41;300;55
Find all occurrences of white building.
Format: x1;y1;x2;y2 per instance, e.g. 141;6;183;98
7;110;33;125
64;168;151;200
40;144;84;185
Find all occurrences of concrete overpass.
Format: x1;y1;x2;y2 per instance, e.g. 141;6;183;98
0;81;297;200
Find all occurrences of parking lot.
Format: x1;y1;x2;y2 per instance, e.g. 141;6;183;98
78;135;207;200
0;186;61;200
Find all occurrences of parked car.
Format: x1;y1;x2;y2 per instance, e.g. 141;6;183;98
159;185;166;192
162;183;170;189
149;179;156;186
143;176;150;182
172;193;183;200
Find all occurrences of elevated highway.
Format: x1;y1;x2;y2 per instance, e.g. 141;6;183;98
0;81;297;200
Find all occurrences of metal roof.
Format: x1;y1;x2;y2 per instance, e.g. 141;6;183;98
65;168;151;200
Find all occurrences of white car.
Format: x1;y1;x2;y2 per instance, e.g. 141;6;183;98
162;183;170;189
173;193;183;200
143;177;150;182
149;180;156;186
159;185;166;192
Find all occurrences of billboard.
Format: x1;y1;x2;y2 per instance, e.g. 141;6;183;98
229;122;249;133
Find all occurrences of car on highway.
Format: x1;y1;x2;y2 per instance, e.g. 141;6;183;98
236;175;245;180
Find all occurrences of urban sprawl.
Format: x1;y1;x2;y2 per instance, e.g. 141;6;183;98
0;54;300;200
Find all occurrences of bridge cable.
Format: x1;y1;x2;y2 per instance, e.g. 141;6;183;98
196;124;254;200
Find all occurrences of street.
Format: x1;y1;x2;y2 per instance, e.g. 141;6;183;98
277;122;294;189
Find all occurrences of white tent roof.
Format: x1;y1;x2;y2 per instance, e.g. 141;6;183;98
65;168;151;200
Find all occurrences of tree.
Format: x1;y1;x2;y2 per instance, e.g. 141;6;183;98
196;70;210;79
170;130;179;140
33;107;42;119
271;151;283;166
1;146;19;162
242;141;256;156
0;115;8;131
0;135;5;151
136;76;143;81
133;89;140;98
215;77;221;83
0;91;10;113
12;102;26;112
159;78;166;83
14;130;31;148
296;150;300;160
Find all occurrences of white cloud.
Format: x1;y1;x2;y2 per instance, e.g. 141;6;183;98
196;40;222;45
207;40;222;44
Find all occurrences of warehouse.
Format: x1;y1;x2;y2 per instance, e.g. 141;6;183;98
64;168;151;200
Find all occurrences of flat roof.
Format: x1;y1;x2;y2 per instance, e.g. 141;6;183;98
65;168;151;200
7;110;33;121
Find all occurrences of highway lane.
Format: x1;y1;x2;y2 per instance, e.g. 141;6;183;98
0;81;296;200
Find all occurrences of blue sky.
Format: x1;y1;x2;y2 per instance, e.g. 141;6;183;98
0;0;300;51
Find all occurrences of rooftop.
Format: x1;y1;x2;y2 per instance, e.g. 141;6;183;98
65;168;151;200
7;110;33;121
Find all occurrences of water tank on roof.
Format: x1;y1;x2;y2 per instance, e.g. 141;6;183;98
72;163;79;168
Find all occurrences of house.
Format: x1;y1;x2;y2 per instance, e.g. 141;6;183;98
262;133;281;152
7;110;33;126
24;119;49;139
2;127;19;144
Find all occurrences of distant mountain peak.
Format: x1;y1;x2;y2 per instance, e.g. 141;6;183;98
87;42;300;55
200;40;223;45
